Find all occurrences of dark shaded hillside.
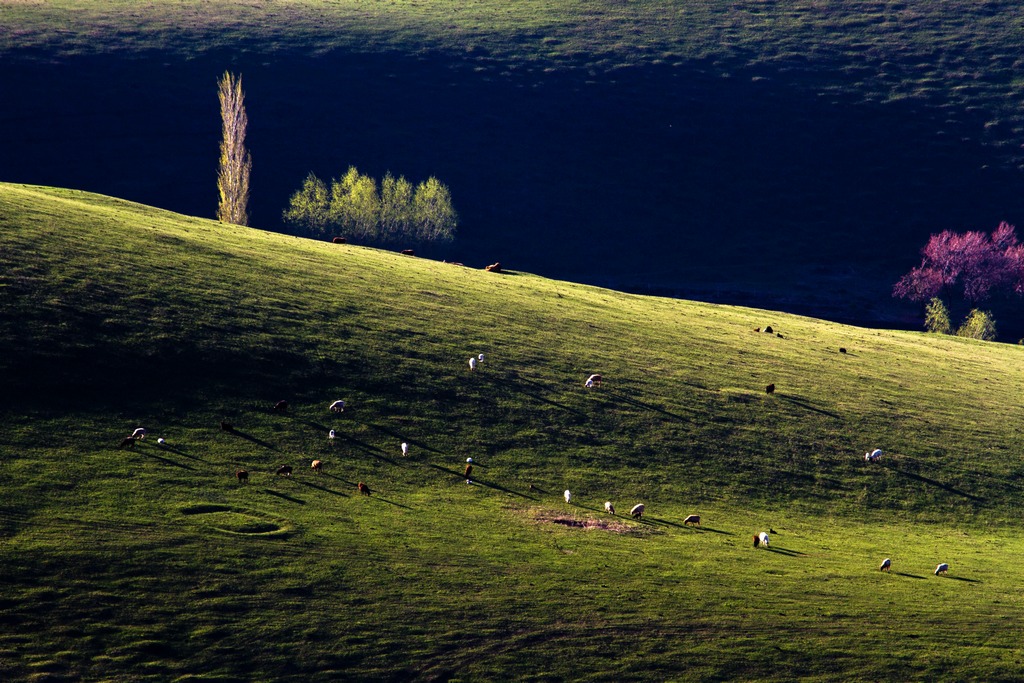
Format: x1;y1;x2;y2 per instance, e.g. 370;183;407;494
4;47;1024;330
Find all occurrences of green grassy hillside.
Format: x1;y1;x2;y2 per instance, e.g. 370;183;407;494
3;182;1024;681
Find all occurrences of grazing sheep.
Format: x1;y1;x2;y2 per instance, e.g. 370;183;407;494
157;437;166;446
564;490;572;504
329;400;345;413
585;373;603;388
272;400;288;413
865;448;883;463
276;465;293;477
757;532;771;547
765;383;776;394
604;501;615;515
469;357;478;371
630;503;645;519
467;457;474;463
880;558;892;572
329;429;336;442
119;436;136;450
935;563;949;576
683;514;701;527
332;236;347;244
132;427;147;440
401;249;415;256
357;481;371;496
236;469;249;484
311;459;323;474
478;353;485;361
401;442;409;457
465;463;473;478
220;421;234;433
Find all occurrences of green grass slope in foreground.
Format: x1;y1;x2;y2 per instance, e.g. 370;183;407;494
2;182;1024;681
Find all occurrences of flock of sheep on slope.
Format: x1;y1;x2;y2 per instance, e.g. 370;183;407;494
116;348;953;578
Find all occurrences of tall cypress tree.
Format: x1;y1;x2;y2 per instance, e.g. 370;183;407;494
216;72;251;226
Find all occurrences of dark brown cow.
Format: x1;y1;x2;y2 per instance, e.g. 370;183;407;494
311;460;324;474
119;436;137;450
765;384;776;394
236;469;249;484
465;463;473;479
220;421;234;433
357;481;371;496
332;237;347;244
272;400;288;413
401;249;415;256
276;465;293;477
484;262;502;273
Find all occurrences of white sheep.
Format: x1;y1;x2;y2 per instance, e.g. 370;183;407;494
478;353;485;361
879;558;892;572
157;437;166;446
585;373;602;388
132;427;147;440
758;532;770;548
467;457;473;463
329;429;336;441
564;489;572;504
935;562;949;576
604;501;615;514
401;442;409;456
330;400;345;413
630;503;645;518
865;448;883;462
469;357;478;371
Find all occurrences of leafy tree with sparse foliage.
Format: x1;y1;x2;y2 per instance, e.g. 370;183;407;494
956;309;997;341
216;71;251;226
282;173;330;234
924;297;952;334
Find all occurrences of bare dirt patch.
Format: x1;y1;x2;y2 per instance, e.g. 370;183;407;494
526;507;654;535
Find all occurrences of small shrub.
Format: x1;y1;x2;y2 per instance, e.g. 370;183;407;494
956;309;997;341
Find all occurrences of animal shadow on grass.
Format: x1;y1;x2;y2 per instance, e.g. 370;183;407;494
777;395;841;419
765;546;805;557
226;428;279;452
644;516;686;529
139;448;196;471
600;388;690;423
470;479;535;499
372;495;414;510
360;421;442;455
151;442;205;462
882;462;986;503
263;488;306;505
944;576;982;583
693;526;732;535
508;373;587;418
893;572;926;579
294;479;349;498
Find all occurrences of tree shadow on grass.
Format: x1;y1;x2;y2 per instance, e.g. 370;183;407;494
777;395;842;419
263;488;306;505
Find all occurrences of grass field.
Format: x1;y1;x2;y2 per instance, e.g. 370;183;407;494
4;1;1024;332
3;182;1024;680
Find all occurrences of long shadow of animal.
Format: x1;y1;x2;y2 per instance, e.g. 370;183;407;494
697;526;733;535
263;489;306;505
599;388;691;422
293;479;349;497
139;449;196;471
508;373;588;418
470;478;536;500
777;395;842;419
881;461;986;503
765;546;805;557
153;442;205;462
358;421;442;455
224;427;280;452
323;472;359;488
893;572;926;579
944;575;982;583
